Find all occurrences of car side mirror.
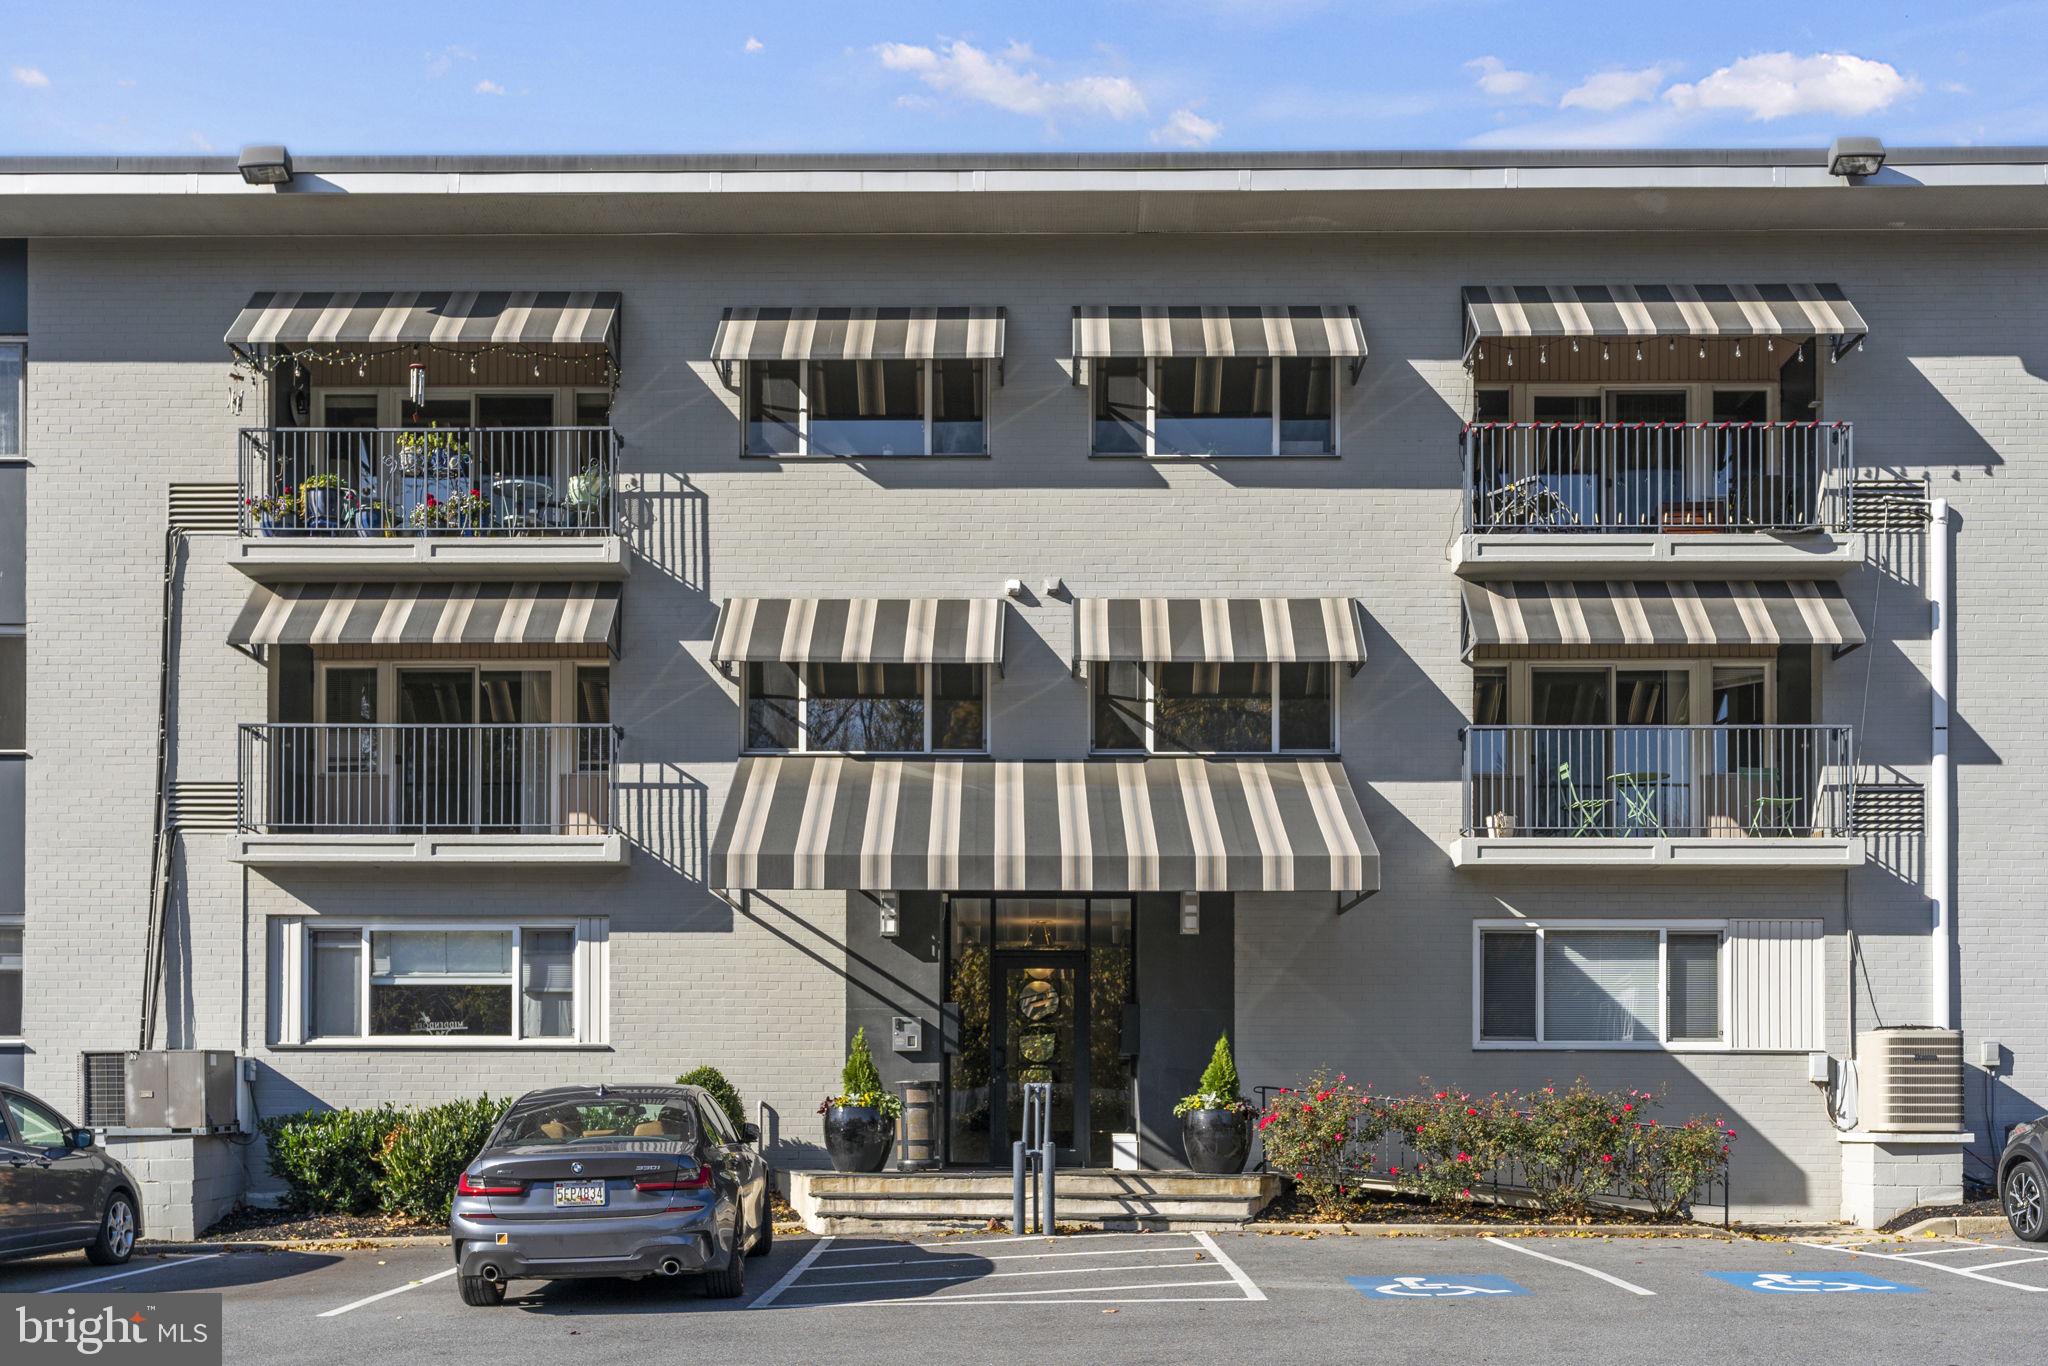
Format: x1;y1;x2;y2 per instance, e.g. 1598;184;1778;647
69;1129;95;1150
741;1122;760;1144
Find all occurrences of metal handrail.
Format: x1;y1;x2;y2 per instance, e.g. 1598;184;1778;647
1012;1080;1056;1235
236;722;620;834
1460;420;1852;533
236;425;617;537
1462;723;1855;839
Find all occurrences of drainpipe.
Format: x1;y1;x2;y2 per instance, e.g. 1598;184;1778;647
1928;497;1953;1029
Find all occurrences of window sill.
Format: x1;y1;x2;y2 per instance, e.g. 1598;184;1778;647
1474;1041;1730;1053
1088;452;1341;462
740;453;993;462
277;1040;612;1051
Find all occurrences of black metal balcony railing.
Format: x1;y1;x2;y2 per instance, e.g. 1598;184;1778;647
1462;724;1855;839
237;426;616;537
1460;421;1853;533
237;723;619;835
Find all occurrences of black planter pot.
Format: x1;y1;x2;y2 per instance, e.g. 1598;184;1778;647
1180;1107;1251;1175
823;1104;896;1174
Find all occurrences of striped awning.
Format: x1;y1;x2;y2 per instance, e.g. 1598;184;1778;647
1074;598;1365;670
710;756;1379;895
1072;306;1367;365
1461;285;1866;360
710;307;1005;362
224;291;620;350
710;598;1006;667
229;582;619;650
1461;580;1865;657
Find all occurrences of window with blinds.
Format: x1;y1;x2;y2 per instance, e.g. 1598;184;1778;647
1479;925;1725;1047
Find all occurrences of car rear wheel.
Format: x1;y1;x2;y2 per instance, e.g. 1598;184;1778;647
458;1273;507;1307
702;1213;747;1299
85;1193;137;1266
2006;1159;2048;1242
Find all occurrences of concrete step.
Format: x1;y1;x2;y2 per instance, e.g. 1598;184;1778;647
787;1169;1282;1233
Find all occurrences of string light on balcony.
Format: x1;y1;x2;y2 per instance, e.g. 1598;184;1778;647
225;340;622;395
1506;349;1514;368
1538;343;1547;365
1734;340;1742;359
1634;344;1643;362
1570;338;1579;354
1602;343;1610;362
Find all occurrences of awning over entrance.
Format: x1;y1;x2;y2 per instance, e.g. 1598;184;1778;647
1460;284;1867;361
1071;305;1367;381
709;597;1007;667
228;581;619;650
224;291;620;350
1460;579;1865;658
1073;597;1365;671
710;307;1006;362
710;756;1380;896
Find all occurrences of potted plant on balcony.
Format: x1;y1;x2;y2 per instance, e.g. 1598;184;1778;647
443;487;491;535
353;499;394;537
247;492;299;536
1174;1033;1253;1174
298;473;344;529
409;494;447;535
567;458;608;528
819;1027;901;1174
392;424;471;479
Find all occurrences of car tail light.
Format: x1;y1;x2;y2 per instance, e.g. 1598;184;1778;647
634;1167;712;1193
457;1171;527;1197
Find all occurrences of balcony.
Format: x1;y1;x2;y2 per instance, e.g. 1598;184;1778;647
230;426;624;581
1452;422;1863;577
1450;724;1864;868
231;723;626;867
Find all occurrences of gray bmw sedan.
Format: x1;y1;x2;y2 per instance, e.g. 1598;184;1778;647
449;1084;771;1306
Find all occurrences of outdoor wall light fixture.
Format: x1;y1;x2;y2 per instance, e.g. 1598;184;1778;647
1180;891;1201;935
1827;136;1886;178
237;144;293;186
876;892;901;938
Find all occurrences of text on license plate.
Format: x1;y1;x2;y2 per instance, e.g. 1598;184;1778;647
553;1180;607;1207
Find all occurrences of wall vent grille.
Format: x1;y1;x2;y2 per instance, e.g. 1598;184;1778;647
168;483;240;534
169;781;239;832
79;1052;128;1127
1853;782;1924;837
1849;478;1930;531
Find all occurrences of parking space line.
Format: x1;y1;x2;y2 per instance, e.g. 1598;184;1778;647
748;1234;835;1309
820;1243;1210;1272
1893;1244;1998;1257
806;1276;1241;1302
316;1266;458;1318
815;1230;1176;1256
1959;1256;2048;1273
42;1255;222;1294
1192;1233;1266;1303
1803;1241;2048;1293
794;1257;1212;1293
805;1293;1252;1309
1482;1236;1656;1297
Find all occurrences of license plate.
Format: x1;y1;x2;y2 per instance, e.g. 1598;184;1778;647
553;1180;607;1207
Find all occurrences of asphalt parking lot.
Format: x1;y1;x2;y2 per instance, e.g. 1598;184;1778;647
7;1227;2048;1363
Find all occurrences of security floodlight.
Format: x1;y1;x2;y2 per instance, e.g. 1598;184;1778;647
1826;137;1885;178
237;145;293;186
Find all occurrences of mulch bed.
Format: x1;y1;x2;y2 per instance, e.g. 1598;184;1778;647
1879;1197;2002;1233
197;1206;440;1243
1256;1187;1679;1227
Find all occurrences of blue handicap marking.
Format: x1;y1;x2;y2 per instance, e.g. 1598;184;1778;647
1349;1273;1531;1300
1707;1271;1922;1295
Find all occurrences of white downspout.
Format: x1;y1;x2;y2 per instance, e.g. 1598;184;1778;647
1929;497;1953;1029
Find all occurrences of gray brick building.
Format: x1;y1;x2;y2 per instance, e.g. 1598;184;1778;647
4;143;2041;1233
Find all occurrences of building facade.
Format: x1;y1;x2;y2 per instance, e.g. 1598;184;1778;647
7;146;2044;1228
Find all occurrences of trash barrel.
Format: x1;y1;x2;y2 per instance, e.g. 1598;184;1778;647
896;1080;941;1171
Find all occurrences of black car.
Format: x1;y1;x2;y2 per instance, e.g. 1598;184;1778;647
2001;1117;2048;1240
0;1084;142;1264
449;1084;771;1306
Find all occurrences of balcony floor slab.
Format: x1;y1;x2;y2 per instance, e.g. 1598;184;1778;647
1451;531;1864;579
231;832;628;868
1448;834;1866;868
230;535;625;582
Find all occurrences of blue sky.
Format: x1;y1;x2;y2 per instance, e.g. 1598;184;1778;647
1;0;2042;154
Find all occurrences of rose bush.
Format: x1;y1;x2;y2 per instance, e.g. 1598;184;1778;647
1254;1071;1385;1218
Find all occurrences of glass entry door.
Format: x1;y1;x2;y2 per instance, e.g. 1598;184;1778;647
396;670;474;831
989;952;1089;1167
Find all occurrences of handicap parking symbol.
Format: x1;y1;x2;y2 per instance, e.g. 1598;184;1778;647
1707;1271;1921;1295
1349;1273;1531;1300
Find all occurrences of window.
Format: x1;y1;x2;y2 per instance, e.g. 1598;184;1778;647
575;666;612;772
1090;662;1335;754
0;923;20;1038
322;667;378;772
574;391;613;427
294;922;598;1046
743;662;987;753
1091;357;1334;457
0;635;20;751
1472;387;1510;423
1477;924;1724;1048
6;1092;67;1148
744;360;986;457
0;340;23;457
498;1097;696;1145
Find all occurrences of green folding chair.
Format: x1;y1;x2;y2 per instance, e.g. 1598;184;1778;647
1557;762;1611;837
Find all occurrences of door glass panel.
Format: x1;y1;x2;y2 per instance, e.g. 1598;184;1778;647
476;394;559;496
480;671;552;831
1531;669;1610;834
397;671;474;830
947;900;994;1166
1711;389;1772;517
1615;670;1690;832
1605;390;1689;526
1002;962;1078;1158
993;899;1087;951
1087;901;1136;1164
1530;393;1604;524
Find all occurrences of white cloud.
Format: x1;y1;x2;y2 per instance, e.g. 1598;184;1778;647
187;131;214;151
1664;51;1918;121
1465;55;1539;101
474;79;506;96
873;39;1146;121
1151;107;1222;147
1560;64;1673;112
744;36;764;54
426;45;477;78
11;66;50;89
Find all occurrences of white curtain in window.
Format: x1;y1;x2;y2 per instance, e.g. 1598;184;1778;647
310;930;362;1038
1544;931;1659;1042
372;930;511;979
521;929;576;1038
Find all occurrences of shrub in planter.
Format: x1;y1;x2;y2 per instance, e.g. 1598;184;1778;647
259;1106;396;1215
1173;1034;1255;1174
678;1065;748;1133
1256;1072;1383;1218
819;1028;900;1173
298;473;344;526
377;1096;510;1224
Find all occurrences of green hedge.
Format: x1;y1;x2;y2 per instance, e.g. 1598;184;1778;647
676;1066;747;1133
260;1096;510;1224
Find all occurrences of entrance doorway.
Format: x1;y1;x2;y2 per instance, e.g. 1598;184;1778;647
945;898;1137;1169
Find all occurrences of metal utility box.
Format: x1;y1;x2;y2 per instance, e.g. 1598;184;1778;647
122;1050;239;1132
1857;1028;1964;1132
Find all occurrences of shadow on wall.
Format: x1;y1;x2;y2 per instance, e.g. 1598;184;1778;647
623;474;710;592
1899;355;2044;477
